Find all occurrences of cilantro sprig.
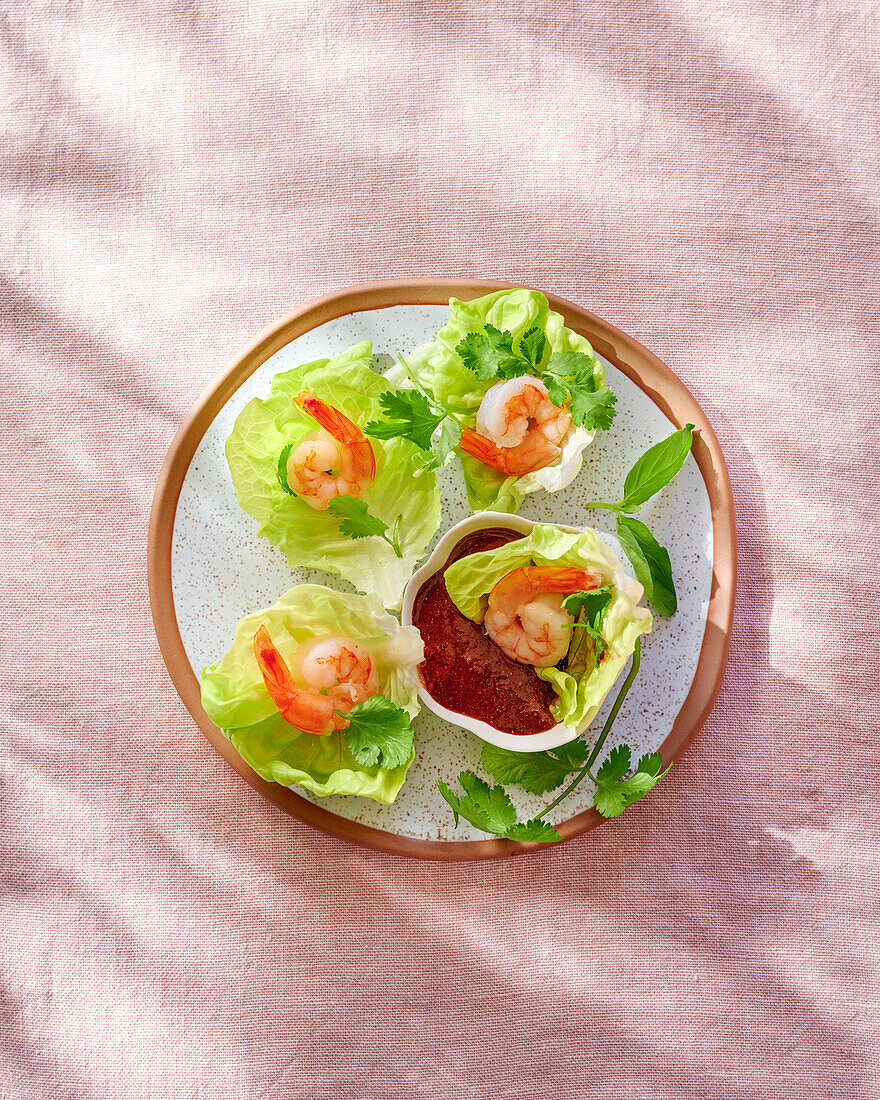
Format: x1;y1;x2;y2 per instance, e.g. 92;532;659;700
365;389;446;452
592;746;667;818
454;323;617;432
542;352;618;431
455;324;524;380
585;425;695;615
439;638;667;843
438;773;561;842
326;496;403;558
342;695;414;770
363;356;458;471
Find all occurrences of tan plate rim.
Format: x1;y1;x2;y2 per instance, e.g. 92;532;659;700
148;278;737;861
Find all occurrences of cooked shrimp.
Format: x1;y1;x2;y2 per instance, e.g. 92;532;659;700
253;626;378;735
289;634;379;707
459;376;571;476
484;566;602;668
285;392;376;510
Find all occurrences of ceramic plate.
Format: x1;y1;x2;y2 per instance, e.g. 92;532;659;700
149;279;735;860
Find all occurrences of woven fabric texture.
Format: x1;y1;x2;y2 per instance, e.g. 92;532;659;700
2;2;879;1097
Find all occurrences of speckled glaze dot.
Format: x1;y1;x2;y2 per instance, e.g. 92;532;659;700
172;305;713;842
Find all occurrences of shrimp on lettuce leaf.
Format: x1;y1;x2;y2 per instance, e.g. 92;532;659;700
397;289;616;513
200;585;424;804
443;524;651;731
226;341;441;609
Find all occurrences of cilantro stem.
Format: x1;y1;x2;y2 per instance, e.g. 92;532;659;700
540;637;642;816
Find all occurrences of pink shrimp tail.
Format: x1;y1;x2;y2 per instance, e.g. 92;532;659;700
253;625;345;735
294;391;377;484
489;566;602;607
459;427;558;476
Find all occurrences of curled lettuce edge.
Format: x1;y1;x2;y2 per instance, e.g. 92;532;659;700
442;523;652;731
403;288;606;512
199;584;425;805
224;340;442;610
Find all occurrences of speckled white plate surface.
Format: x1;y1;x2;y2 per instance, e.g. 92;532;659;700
168;302;712;843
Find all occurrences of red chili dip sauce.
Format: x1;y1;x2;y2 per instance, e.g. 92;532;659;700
412;528;558;735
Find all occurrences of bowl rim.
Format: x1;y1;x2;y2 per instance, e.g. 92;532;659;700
401;511;607;752
148;277;737;861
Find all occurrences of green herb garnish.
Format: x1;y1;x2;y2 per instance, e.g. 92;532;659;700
438;772;561;842
454;324;523;380
326;496;403;559
361;357;458;471
615;515;677;617
455;323;617;432
586;424;695;513
585;424;695;615
364;390;447;452
592;746;668;818
277;442;295;494
343;695;414;769
542;352;618;431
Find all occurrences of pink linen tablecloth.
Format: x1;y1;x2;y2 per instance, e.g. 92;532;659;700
3;2;879;1097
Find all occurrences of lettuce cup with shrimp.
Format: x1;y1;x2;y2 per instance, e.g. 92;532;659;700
200;585;425;804
397;289;617;513
225;341;442;609
443;524;652;731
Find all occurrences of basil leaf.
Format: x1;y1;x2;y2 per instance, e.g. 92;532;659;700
616;514;677;615
620;424;695;511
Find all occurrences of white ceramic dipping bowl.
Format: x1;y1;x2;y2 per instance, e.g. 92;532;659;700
401;511;593;753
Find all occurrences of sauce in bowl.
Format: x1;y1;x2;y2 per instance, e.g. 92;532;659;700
411;528;558;735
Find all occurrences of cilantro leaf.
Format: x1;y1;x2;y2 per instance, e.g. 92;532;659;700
438;772;516;833
543;351;617;431
326;496;403;558
326;495;387;540
343;695;414;770
562;586;613;624
569;386;618;431
364;390;446;452
518;326;546;369
439;641;651;838
615;514;676;615
593;745;670;818
455;324;521;380
438;772;560;842
410;417;461;473
277;442;295;495
506;818;561;843
480;743;573;795
548;739;593;772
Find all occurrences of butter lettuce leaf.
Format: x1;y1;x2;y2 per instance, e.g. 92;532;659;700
405;290;608;512
200;585;424;804
443;524;651;730
225;341;441;609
